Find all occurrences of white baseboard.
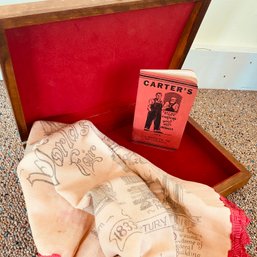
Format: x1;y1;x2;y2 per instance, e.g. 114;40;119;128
183;46;257;90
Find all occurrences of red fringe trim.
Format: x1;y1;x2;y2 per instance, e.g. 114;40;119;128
220;196;251;257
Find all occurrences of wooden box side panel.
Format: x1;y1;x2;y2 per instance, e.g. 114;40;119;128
188;118;251;196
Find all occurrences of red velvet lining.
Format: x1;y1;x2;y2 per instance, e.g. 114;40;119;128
6;3;194;128
98;119;240;187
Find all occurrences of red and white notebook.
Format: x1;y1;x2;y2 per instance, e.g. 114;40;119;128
132;69;198;149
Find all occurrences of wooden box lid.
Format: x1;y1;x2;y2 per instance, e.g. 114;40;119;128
0;0;211;141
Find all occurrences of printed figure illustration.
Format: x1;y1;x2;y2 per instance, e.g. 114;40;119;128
144;92;163;133
162;93;182;113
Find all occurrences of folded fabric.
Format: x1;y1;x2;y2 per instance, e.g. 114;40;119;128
17;120;250;257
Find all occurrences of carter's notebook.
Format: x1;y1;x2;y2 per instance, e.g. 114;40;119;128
132;69;198;149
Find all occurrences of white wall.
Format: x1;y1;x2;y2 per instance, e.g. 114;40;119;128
183;0;257;90
0;0;42;6
192;0;257;51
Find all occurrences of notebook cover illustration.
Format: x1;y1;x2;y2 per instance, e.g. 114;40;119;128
132;69;198;149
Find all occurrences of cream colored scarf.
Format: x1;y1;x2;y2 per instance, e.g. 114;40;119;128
17;120;249;257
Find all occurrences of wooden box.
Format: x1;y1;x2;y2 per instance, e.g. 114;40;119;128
0;0;250;196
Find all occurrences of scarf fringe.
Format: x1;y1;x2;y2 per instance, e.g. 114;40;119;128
220;196;251;257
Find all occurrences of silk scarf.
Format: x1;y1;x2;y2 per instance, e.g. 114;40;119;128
17;120;250;257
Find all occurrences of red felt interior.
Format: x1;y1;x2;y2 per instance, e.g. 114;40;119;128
6;3;194;128
90;111;239;187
